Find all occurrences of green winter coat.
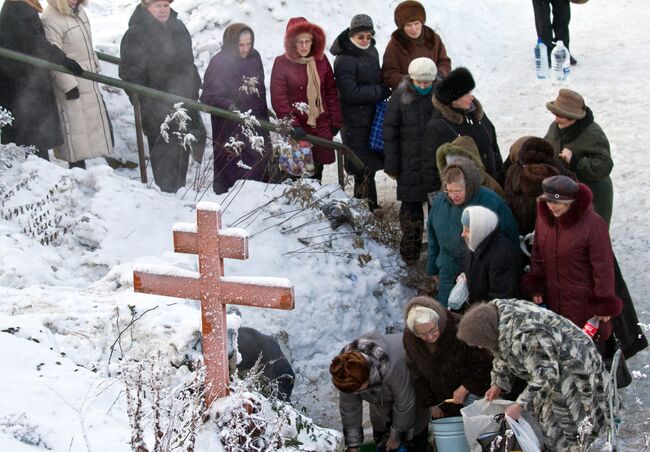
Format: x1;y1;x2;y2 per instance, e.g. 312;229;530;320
426;158;519;306
544;108;613;224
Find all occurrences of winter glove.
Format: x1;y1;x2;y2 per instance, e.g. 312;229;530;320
65;87;80;100
381;84;392;99
62;57;84;76
292;127;307;140
331;126;340;136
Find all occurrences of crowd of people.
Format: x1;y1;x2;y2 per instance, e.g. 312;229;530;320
0;0;647;450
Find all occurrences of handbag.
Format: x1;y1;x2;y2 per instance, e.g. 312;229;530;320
368;99;388;152
476;414;520;452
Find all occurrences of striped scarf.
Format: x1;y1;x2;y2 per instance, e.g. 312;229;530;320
296;56;324;127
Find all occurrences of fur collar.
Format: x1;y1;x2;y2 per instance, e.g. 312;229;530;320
47;0;85;14
432;95;485;125
390;25;439;53
537;183;593;228
283;20;326;61
9;0;43;12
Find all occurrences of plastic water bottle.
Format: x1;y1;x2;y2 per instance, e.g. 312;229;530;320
550;40;569;80
582;316;600;338
534;38;549;79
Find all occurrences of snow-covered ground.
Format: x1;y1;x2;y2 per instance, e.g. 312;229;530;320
1;0;649;450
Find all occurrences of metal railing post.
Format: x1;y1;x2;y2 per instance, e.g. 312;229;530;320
131;93;147;183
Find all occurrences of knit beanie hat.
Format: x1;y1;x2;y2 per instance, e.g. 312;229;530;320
408;57;437;82
457;302;499;352
329;351;370;393
349;14;375;36
434;67;476;105
141;0;173;5
462;206;498;251
394;0;426;29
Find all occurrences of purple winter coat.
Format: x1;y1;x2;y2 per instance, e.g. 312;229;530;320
200;24;270;194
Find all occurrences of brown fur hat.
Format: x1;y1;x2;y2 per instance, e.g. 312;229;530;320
329;351;369;393
394;0;426;28
283;17;326;61
508;135;534;164
457;302;499;352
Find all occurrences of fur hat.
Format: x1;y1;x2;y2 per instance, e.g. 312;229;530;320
408;57;437;81
329;351;369;393
284;17;326;60
434;67;476;105
508;135;534;164
349;14;375;36
394;0;426;29
539;175;579;203
546;88;587;120
462;206;499;251
457;302;499;352
141;0;173;5
518;137;555;163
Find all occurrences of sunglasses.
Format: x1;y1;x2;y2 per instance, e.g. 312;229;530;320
354;33;374;41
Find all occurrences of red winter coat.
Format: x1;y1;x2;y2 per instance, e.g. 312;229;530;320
270;18;342;164
522;184;622;341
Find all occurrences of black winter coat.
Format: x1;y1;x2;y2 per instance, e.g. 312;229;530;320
331;29;389;174
423;97;503;191
462;230;521;306
383;80;435;202
0;0;66;150
119;5;201;136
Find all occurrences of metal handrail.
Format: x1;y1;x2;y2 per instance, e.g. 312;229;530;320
0;46;362;185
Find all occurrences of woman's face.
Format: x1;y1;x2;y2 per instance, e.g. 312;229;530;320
238;32;253;58
452;92;474;110
554;114;577;129
296;33;313;57
461;225;470;245
403;20;423;39
350;31;373;49
413;321;441;344
445;181;467;205
546;200;572;217
412;80;433;90
68;0;78;8
146;1;171;22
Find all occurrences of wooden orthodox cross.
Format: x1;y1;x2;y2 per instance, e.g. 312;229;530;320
133;202;294;405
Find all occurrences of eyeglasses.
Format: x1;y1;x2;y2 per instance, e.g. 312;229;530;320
355;34;373;41
444;188;465;195
296;39;313;47
414;325;439;338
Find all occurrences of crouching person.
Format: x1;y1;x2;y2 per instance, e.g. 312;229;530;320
404;297;492;418
330;332;429;452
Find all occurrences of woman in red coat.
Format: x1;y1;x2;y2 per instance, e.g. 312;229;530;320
270;17;342;180
522;175;622;342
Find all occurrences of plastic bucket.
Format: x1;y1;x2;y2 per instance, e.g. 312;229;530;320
431;416;470;452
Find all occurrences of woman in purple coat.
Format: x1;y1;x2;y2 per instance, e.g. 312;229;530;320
201;23;271;194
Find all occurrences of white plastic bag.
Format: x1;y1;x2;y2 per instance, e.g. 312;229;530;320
460;398;514;452
505;415;542;452
448;273;469;310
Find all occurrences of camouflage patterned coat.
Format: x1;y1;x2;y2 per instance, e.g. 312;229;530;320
491;299;610;451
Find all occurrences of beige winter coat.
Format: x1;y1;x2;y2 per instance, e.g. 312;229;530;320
42;0;112;162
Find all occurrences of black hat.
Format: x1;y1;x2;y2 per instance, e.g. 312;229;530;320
539;175;579;203
434;67;476;105
349;14;375;36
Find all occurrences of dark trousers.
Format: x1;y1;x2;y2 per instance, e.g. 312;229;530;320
532;0;571;55
146;131;190;193
373;427;429;452
399;201;428;264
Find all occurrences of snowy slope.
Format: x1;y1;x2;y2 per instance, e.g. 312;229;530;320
1;0;649;450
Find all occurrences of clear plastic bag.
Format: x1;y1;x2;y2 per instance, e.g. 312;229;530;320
448;272;469;310
277;139;315;177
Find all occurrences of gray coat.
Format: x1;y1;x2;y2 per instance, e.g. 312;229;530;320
491;299;610;451
337;332;429;448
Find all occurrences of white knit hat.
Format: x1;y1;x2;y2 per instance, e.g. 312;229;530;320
408;57;437;82
462;206;498;252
